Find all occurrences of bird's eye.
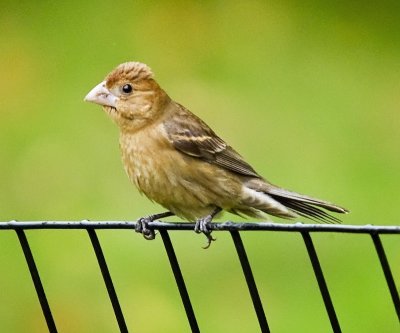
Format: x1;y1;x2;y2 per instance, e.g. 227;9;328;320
122;84;133;94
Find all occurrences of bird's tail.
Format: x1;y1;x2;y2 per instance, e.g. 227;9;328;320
240;179;348;223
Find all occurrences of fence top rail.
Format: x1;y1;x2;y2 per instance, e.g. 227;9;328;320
0;221;399;234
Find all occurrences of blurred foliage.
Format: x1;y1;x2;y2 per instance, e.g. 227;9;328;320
1;1;399;332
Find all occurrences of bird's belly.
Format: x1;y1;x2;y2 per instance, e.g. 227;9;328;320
121;139;242;220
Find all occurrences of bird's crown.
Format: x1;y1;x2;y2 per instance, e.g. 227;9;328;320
106;62;154;86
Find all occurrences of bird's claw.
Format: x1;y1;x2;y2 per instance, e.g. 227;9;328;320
195;216;216;249
136;217;156;240
202;233;216;249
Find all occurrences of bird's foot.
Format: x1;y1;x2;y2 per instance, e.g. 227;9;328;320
194;215;216;249
194;215;213;233
135;211;174;241
135;216;156;240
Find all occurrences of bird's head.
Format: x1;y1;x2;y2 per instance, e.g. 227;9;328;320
84;62;170;131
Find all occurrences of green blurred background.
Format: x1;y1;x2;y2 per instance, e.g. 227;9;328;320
1;1;399;332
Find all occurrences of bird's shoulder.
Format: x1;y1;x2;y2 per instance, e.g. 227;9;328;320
163;102;261;178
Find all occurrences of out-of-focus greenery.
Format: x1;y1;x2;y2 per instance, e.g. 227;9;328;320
1;1;399;332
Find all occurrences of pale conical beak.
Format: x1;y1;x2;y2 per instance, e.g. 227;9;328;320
84;81;118;108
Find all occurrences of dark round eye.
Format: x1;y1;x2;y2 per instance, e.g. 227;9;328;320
122;84;133;94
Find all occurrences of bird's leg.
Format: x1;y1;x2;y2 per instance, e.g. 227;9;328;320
136;211;174;240
195;207;222;249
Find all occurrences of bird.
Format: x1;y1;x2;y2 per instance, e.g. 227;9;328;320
84;61;348;248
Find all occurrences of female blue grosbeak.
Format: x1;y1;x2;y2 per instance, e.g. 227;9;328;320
85;62;348;248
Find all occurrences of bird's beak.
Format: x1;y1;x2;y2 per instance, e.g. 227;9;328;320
84;81;118;108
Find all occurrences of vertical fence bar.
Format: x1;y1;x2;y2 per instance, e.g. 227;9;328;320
87;229;129;333
301;232;341;333
159;230;199;333
15;230;58;333
370;233;400;321
230;231;270;333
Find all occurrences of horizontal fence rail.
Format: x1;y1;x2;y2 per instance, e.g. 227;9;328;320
2;220;400;233
1;221;399;333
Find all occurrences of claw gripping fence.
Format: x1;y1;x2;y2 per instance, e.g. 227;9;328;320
1;220;400;333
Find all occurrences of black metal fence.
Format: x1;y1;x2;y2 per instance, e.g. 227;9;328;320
1;221;399;333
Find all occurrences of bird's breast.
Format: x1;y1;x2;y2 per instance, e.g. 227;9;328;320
119;124;170;196
119;123;243;219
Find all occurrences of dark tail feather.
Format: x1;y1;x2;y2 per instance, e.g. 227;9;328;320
274;197;341;224
267;187;348;224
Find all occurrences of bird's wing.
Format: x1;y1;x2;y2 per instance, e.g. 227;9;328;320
164;104;261;178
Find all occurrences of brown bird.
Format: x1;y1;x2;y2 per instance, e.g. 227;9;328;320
84;62;348;248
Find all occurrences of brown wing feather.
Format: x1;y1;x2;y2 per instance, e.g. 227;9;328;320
164;103;260;178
